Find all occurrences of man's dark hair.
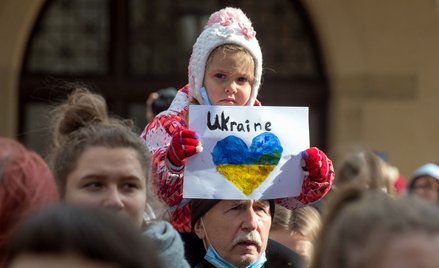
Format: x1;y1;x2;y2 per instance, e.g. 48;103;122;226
152;87;177;116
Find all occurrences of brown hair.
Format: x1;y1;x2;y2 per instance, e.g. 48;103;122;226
6;204;164;268
311;187;439;268
336;151;394;194
48;85;150;197
0;138;59;260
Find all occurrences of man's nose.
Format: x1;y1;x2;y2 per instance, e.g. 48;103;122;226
102;187;124;210
241;207;258;230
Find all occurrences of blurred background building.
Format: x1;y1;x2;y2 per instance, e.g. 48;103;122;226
0;0;437;178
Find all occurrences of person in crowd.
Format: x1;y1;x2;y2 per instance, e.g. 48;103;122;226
6;204;163;268
141;6;334;239
310;186;439;268
407;163;439;205
0;137;59;265
146;87;178;122
335;150;398;195
189;199;305;268
48;86;190;268
269;205;321;266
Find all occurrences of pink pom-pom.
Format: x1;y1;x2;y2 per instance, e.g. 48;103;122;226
238;22;256;40
206;7;253;29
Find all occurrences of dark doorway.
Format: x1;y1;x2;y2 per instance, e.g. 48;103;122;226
19;0;328;156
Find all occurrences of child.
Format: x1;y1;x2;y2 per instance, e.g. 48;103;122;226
141;7;335;233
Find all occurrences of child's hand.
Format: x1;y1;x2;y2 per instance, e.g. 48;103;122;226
301;147;330;182
167;129;203;167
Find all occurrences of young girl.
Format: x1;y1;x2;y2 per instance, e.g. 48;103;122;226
141;7;335;233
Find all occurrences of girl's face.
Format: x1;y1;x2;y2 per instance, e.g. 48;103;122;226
64;146;147;228
203;49;254;106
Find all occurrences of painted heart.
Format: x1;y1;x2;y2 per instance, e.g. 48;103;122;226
211;132;283;196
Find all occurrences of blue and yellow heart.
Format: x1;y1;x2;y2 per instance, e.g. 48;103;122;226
211;132;283;196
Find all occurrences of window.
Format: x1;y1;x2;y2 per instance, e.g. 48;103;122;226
20;0;328;155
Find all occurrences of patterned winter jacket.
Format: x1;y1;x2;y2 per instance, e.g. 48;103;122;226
141;85;334;233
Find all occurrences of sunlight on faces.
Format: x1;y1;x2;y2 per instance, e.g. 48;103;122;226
194;200;271;268
203;47;255;106
9;253;117;268
64;146;147;228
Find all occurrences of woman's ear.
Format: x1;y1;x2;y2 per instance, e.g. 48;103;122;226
194;219;206;240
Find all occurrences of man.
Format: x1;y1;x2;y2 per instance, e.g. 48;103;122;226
145;87;177;122
189;199;304;268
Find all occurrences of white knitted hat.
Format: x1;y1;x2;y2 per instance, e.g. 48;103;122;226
188;7;262;106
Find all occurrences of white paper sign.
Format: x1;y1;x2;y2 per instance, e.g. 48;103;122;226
183;105;309;199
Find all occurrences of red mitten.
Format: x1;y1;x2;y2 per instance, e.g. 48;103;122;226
167;129;202;169
301;147;330;182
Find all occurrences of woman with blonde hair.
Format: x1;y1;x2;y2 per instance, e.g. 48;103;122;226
270;205;321;265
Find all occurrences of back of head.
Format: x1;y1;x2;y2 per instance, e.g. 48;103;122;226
49;86;150;197
311;186;439;268
270;205;292;232
270;205;321;265
6;204;163;268
290;206;321;242
152;87;177;116
336;151;393;193
271;205;322;237
0;137;59;256
52;85;110;148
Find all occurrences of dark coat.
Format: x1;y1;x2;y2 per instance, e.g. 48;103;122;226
181;232;305;268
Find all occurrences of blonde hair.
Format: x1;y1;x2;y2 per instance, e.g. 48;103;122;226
271;205;322;243
290;206;321;243
206;44;254;69
336;151;395;195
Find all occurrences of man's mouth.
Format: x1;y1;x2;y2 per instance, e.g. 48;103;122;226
235;240;260;250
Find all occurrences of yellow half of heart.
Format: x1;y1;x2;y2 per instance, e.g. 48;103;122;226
216;164;276;196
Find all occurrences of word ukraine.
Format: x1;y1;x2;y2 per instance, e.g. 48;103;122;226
207;111;272;132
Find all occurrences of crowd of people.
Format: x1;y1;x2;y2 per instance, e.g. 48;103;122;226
1;6;438;268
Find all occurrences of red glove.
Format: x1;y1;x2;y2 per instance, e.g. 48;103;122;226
167;129;202;168
301;147;330;182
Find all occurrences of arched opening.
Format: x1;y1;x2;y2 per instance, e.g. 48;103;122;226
19;0;328;155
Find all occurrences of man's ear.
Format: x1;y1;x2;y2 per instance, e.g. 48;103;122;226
194;219;206;240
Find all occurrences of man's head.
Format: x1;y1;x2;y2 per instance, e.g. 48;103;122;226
151;87;177;116
191;199;273;268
